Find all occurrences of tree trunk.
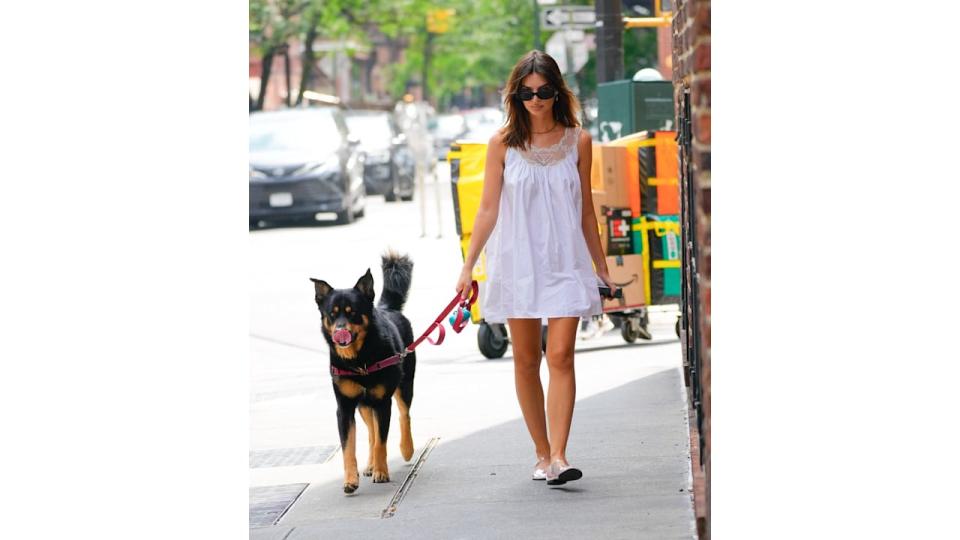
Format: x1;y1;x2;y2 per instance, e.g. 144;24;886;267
255;48;275;111
422;32;432;103
296;18;320;106
283;48;292;108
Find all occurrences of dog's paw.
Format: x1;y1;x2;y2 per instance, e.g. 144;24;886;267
372;470;390;483
363;465;373;477
343;470;360;494
401;440;414;462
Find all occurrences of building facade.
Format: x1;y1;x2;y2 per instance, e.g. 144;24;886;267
672;0;711;538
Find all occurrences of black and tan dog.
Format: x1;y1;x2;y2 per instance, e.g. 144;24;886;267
310;251;416;494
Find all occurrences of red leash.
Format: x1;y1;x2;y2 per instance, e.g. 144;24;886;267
330;280;479;377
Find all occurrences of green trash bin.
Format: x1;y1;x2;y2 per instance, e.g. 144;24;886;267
597;79;675;142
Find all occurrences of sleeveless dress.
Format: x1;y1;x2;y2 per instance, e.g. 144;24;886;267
481;126;603;324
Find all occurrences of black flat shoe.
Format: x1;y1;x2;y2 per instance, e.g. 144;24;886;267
545;460;582;485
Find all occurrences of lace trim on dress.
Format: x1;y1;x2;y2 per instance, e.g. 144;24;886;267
515;126;580;167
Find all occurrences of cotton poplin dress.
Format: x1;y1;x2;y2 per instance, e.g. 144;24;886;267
481;126;603;324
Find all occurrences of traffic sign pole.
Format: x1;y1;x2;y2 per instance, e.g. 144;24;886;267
596;0;623;83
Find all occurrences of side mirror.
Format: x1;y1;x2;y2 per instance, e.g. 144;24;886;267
346;134;361;146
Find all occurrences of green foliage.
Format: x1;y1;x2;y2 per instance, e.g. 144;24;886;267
398;0;533;103
249;0;661;109
249;0;307;56
623;26;659;76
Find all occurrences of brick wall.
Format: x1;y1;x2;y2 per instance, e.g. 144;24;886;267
672;1;710;539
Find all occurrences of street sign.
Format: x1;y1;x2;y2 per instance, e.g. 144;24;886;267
540;5;596;30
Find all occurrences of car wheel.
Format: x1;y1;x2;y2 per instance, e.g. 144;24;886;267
384;178;398;202
336;207;354;225
400;193;414;202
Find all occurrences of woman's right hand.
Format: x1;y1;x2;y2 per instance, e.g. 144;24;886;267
455;266;474;301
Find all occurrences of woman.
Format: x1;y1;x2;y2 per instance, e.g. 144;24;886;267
454;50;617;486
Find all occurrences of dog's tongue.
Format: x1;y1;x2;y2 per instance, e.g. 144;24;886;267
332;328;353;346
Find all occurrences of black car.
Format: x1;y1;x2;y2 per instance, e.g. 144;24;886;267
249;107;366;226
344;110;415;202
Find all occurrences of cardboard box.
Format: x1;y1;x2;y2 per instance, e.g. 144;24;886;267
602;254;646;311
590;142;604;191
601;134;648;215
605;207;634;255
599;145;633;210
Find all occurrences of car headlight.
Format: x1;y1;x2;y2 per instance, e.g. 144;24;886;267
249;167;267;180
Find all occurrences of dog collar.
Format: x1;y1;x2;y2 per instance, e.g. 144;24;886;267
330;353;403;377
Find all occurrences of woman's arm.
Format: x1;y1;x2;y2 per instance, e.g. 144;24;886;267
576;129;616;292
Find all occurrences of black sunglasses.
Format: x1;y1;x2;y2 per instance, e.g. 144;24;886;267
515;86;557;101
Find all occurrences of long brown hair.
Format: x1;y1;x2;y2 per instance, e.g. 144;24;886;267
501;50;581;150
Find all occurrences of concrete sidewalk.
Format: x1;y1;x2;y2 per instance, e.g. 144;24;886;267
251;368;696;539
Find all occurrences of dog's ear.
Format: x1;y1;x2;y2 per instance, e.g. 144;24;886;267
310;278;333;304
354;269;375;301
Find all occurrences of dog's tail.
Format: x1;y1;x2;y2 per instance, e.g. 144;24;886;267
379;249;414;312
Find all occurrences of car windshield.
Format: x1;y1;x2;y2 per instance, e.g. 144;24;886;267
345;114;392;146
249;111;341;153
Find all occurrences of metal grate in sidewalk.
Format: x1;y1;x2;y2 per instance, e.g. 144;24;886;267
249;483;308;528
249;445;339;469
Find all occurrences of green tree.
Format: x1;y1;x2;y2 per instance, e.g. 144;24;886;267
294;0;401;106
249;0;659;112
249;0;306;111
390;0;537;109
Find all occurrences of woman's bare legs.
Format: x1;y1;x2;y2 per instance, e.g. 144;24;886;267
507;318;551;469
545;317;579;464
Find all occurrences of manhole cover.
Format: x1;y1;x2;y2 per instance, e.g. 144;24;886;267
249;483;308;528
249;445;339;468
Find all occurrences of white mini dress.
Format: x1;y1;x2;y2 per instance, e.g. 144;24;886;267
481;126;603;324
